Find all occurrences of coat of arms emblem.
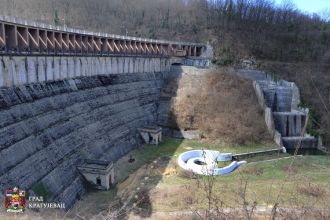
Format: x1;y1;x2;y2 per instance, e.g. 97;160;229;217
4;187;26;212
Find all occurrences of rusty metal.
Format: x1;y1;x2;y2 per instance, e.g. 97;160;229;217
0;16;206;58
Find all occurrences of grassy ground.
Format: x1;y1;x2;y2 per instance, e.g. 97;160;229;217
64;137;330;219
8;138;328;219
114;137;277;183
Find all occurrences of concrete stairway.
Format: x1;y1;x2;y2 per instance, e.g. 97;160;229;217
231;69;321;150
256;80;318;150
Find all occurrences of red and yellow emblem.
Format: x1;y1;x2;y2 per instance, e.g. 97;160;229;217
4;187;26;212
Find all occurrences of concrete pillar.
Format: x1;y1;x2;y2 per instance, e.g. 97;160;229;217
68;58;75;78
129;58;134;73
296;115;302;135
160;59;164;72
134;58;138;73
53;58;60;80
27;57;37;83
93;58;96;76
156;58;161;72
140;58;144;72
144;58;150;73
46;57;54;81
100;57;106;75
81;57;87;76
37;58;46;82
7;59;15;86
106;57;111;74
0;57;4;87
84;57;90;76
112;58;118;74
14;58;26;85
118;57;123;74
150;59;155;73
60;57;68;79
153;58;156;72
93;58;100;76
86;57;92;76
74;58;81;78
83;58;88;76
124;58;129;73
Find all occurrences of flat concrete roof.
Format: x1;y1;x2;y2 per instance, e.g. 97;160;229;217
77;159;113;174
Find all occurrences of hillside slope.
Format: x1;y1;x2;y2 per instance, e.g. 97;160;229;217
158;66;271;145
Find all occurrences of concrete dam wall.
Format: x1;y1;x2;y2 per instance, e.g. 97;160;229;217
0;56;170;208
0;56;169;87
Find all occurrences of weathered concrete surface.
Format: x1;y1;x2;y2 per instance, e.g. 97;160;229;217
0;56;170;87
0;71;166;209
156;65;211;139
282;136;318;149
273;111;306;137
250;70;320;150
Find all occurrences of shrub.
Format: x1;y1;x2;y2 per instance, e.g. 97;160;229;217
178;169;197;179
240;166;264;176
297;183;326;197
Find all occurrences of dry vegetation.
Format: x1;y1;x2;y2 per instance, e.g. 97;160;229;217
171;68;271;145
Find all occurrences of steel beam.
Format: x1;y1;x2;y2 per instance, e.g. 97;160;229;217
0;18;205;57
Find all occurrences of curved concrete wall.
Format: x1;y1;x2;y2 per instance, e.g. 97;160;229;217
0;69;166;208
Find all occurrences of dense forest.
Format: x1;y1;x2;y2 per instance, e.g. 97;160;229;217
0;0;329;146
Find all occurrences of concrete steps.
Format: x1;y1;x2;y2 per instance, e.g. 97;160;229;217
273;111;306;137
254;77;319;150
282;136;318;149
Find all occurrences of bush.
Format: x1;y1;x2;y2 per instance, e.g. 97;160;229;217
240;166;264;176
297;183;325;197
178;169;197;179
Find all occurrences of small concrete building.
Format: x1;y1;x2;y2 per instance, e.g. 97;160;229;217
77;159;114;190
138;126;162;145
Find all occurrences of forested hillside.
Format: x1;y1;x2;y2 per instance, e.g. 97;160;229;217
1;0;329;62
0;0;329;146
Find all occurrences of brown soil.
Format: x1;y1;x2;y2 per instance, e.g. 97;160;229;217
170;67;271;145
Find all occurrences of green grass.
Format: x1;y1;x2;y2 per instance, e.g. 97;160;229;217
115;137;276;182
73;137;330;215
154;154;330;211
